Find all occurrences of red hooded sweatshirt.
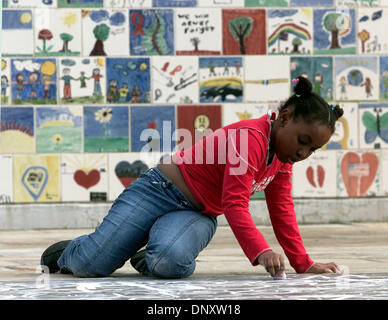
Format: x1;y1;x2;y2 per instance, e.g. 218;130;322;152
174;111;314;273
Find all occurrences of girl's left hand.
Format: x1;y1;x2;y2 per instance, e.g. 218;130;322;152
306;262;342;274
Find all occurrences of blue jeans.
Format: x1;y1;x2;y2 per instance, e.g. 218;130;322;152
57;167;217;278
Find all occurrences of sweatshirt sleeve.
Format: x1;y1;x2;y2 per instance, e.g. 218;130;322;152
221;129;272;266
264;164;315;273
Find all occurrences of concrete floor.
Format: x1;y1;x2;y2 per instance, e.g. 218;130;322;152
0;222;387;299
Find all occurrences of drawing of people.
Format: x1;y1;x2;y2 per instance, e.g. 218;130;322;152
119;82;129;102
360;77;373;98
1;76;9;102
223;61;229;76
42;75;53;99
209;61;216;77
28;71;40;99
382;70;388;98
91;68;103;96
14;73;26;100
61;68;75;99
235;61;241;76
313;73;326;96
78;71;87;88
107;79;118;102
131;85;141;103
339;76;348;100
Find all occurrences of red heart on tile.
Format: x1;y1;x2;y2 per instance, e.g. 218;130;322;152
306;166;316;188
340;152;378;197
74;169;100;190
306;165;325;188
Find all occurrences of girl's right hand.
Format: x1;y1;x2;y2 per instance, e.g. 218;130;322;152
258;250;285;278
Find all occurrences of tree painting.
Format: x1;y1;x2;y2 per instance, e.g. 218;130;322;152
86;10;127;57
60;33;74;53
358;29;370;54
322;12;351;49
90;23;110;56
292;37;302;53
190;37;200;52
228;17;253;54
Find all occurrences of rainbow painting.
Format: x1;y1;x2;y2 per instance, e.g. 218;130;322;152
267;9;313;55
268;23;312;47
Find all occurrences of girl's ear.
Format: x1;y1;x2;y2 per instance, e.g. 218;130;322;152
278;107;292;127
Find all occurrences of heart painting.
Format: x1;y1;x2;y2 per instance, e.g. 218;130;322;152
306;165;325;188
340;152;379;197
73;169;101;190
115;160;149;188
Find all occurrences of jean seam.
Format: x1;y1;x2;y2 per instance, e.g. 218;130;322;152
150;214;203;274
81;181;154;276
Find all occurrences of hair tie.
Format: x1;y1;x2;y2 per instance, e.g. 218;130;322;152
292;78;299;83
295;94;301;97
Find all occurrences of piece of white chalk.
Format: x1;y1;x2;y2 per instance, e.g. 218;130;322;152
272;271;287;280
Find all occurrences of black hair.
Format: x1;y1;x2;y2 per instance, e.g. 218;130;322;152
279;76;344;133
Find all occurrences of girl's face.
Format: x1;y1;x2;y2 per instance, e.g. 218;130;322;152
272;108;332;165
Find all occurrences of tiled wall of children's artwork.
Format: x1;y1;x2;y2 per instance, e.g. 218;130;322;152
1;0;388;204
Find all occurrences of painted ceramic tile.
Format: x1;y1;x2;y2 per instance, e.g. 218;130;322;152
337;150;380;197
104;0;152;7
292;150;337;198
8;0;56;7
59;57;105;104
61;153;108;201
334;56;379;101
291;0;333;5
13;155;60;203
2;10;34;57
175;8;222;56
152;56;198;104
337;0;379;7
106;57;151;103
82;9;129;57
359;103;388;149
130;105;175;152
36;106;83;153
176;105;221;149
222;103;270;126
58;0;103;8
290;56;333;101
1;59;11;105
0;156;13;204
198;0;244;6
313;9;356;55
358;8;388;54
129;9;174;56
0;107;35;154
382;150;388;196
222;9;266;55
153;0;196;6
84;106;129;152
245;0;289;7
322;103;359;150
34;9;82;57
11;58;57;105
108;152;165;200
380;56;388;100
267;9;313;56
245;56;289;103
199;57;243;103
